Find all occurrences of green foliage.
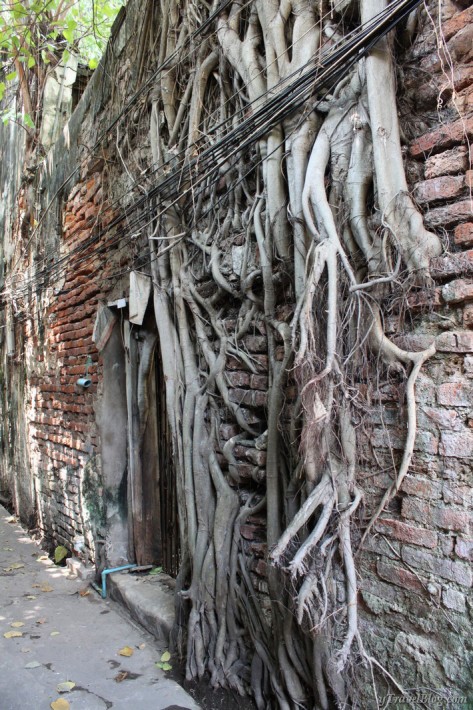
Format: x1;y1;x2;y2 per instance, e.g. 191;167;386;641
0;0;124;127
54;545;68;564
155;651;172;671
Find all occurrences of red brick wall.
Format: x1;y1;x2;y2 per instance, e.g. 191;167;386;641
357;2;473;694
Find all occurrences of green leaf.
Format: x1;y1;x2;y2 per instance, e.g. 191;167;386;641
88;58;98;70
23;113;35;129
160;651;171;662
54;545;68;564
63;28;74;44
0;82;5;101
6;71;17;82
27;55;35;69
161;663;172;671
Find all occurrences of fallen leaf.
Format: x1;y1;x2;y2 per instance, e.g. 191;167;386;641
40;585;53;593
51;700;70;710
160;651;171;663
54;546;68;564
56;681;75;693
37;555;49;562
11;621;25;628
32;584;41;588
114;671;128;682
138;643;146;650
161;662;172;671
2;546;12;551
25;661;41;669
6;516;16;523
36;618;47;625
26;595;36;600
4;630;23;638
3;562;25;572
118;646;134;657
79;588;90;597
50;631;60;636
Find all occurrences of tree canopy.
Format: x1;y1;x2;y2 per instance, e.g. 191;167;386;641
0;0;124;127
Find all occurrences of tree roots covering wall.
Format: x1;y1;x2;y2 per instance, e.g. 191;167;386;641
142;1;442;706
2;0;472;707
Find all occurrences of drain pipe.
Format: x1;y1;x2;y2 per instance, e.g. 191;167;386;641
101;564;138;598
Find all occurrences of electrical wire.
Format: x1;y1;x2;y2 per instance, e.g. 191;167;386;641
2;0;422;308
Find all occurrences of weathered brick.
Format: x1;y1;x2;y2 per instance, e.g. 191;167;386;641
250;374;268;391
363;534;401;560
402;497;472;533
406;288;442;309
414;175;465;203
400;476;442;500
393;334;435;352
424;146;468;179
401;546;472;587
464;303;473;328
441;5;473;42
374;518;437;549
443;483;472;507
409;115;473;158
219;424;239;440
453;227;473;252
440;430;473;457
455;537;473;561
422;406;462;430
377;559;424;593
437;381;472;406
424;200;473;229
431;250;473;280
370;428;438;454
442;587;466;612
434;507;472;533
228;388;267;408
436;330;473;352
233;445;267;466
243;335;267;353
441;279;473;304
226;371;250;388
415;374;436;405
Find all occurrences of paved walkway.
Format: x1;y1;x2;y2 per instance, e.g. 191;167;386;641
0;505;199;710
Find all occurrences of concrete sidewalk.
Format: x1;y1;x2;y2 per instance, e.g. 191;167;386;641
0;505;200;710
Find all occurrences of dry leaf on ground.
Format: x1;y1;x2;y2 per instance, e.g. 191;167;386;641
51;699;70;710
11;621;25;628
40;585;53;592
25;661;42;669
56;681;75;693
4;630;23;638
114;671;129;682
118;646;134;657
50;631;60;636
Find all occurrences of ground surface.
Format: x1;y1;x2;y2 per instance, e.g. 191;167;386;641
0;504;200;710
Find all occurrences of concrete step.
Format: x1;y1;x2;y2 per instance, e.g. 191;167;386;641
108;569;176;642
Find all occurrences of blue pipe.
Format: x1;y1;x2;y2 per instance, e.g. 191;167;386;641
101;564;138;598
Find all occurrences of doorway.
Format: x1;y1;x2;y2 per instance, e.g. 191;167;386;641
124;309;180;574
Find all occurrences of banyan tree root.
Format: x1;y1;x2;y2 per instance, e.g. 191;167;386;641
139;0;444;707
